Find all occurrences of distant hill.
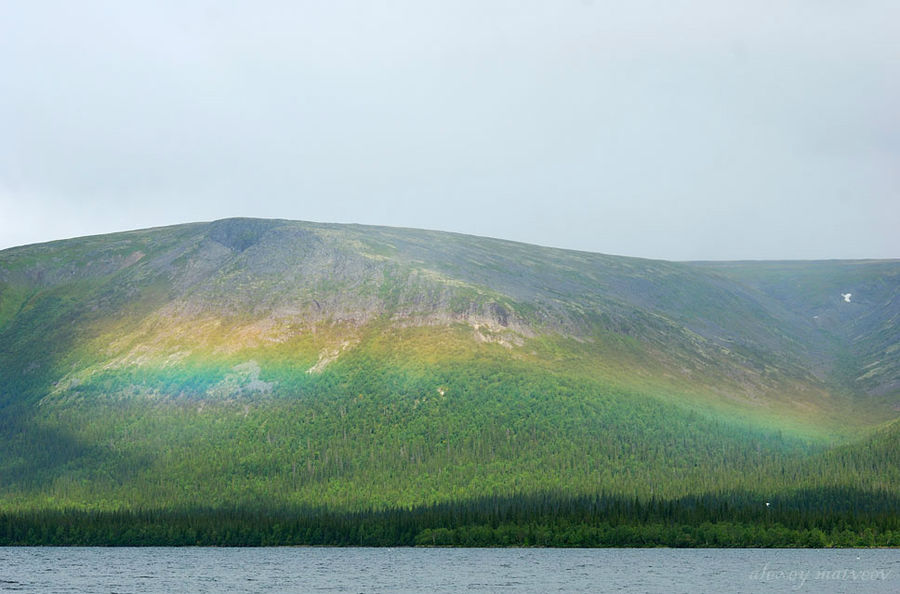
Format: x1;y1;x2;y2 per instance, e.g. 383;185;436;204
0;218;897;535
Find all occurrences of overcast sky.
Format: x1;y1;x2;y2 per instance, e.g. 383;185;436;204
1;1;897;260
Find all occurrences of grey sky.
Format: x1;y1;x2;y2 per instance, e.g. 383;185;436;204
1;1;897;260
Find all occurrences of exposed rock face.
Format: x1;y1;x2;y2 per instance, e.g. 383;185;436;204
208;218;280;253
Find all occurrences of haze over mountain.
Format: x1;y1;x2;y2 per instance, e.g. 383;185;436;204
0;219;897;528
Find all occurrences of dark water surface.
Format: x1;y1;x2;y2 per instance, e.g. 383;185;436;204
0;547;897;593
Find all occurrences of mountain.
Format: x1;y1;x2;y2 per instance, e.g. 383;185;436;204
0;218;897;545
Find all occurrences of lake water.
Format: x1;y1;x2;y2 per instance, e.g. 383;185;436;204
0;547;897;593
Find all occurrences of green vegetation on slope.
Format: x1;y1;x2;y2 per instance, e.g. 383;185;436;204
0;219;897;545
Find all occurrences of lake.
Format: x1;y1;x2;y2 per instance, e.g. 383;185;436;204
0;547;897;593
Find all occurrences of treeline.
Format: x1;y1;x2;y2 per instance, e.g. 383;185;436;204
2;489;897;547
2;357;845;512
2;339;897;543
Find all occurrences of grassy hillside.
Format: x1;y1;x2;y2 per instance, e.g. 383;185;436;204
0;219;897;545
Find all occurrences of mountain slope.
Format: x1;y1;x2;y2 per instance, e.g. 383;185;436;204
695;260;900;401
0;218;897;515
